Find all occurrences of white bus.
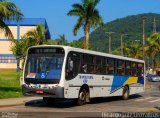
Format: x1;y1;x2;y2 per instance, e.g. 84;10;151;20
20;45;145;105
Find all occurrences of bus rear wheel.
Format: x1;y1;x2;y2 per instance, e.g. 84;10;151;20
77;89;87;106
43;97;55;105
122;86;129;100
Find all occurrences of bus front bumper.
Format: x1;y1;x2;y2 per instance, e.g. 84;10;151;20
22;85;64;98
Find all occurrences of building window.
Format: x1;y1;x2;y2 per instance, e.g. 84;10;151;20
0;55;17;63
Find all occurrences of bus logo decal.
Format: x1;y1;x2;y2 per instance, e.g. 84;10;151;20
79;75;94;79
41;73;46;79
83;79;88;84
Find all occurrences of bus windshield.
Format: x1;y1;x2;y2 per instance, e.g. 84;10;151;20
24;48;64;81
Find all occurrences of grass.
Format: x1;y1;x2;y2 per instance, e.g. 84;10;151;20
0;69;23;99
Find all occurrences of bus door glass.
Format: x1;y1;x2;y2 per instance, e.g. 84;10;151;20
66;52;81;80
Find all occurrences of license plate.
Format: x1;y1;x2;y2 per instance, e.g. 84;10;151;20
36;90;43;94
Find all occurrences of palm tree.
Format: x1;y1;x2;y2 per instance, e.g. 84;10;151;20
123;43;130;57
70;40;83;48
57;34;68;45
123;42;142;59
0;0;23;39
11;24;48;58
67;0;105;49
23;24;47;45
145;33;160;72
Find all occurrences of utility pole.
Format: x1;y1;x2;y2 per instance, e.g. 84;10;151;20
120;33;127;56
141;16;146;60
120;33;123;56
106;32;114;54
153;16;157;33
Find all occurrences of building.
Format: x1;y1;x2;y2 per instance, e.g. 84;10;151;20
0;18;51;69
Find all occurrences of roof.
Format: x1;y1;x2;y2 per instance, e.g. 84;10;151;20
29;45;145;63
5;18;46;26
5;18;51;39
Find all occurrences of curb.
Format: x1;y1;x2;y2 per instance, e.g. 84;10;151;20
155;106;160;110
147;108;160;112
0;97;42;108
0;103;24;108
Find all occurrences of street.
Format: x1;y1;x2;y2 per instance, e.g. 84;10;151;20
0;81;159;118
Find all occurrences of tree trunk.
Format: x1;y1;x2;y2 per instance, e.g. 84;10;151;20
152;55;156;74
84;26;89;49
151;55;154;74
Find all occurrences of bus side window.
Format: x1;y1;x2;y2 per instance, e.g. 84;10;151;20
95;56;102;74
105;58;109;74
81;54;95;74
66;52;81;80
126;61;131;75
137;63;144;76
107;58;115;75
101;57;106;74
131;62;137;76
117;60;125;75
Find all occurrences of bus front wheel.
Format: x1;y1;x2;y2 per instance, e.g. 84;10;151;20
77;89;87;106
122;86;129;100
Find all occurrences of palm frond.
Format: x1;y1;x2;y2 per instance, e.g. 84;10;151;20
0;19;13;39
73;17;84;35
21;23;47;45
0;1;23;21
72;3;84;12
67;9;84;17
93;0;100;7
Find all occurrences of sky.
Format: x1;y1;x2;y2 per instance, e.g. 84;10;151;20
11;0;160;42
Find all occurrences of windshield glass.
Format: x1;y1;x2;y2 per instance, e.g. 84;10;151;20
24;48;64;80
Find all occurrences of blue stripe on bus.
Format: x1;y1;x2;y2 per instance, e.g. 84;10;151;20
110;76;144;93
137;76;144;85
111;76;129;93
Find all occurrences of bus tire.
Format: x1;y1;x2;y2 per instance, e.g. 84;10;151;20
77;89;87;106
122;86;129;100
43;97;55;105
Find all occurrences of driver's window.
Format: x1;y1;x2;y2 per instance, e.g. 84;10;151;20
66;52;81;80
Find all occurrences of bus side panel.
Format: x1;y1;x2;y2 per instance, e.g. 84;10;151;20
129;84;144;95
64;87;80;98
64;74;145;99
64;74;113;98
108;88;123;97
89;87;110;98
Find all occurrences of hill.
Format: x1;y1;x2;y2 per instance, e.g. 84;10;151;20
77;13;160;53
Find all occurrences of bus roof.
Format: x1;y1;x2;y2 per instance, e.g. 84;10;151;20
29;45;145;63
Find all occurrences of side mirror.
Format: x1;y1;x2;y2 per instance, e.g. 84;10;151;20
16;56;24;72
16;67;23;72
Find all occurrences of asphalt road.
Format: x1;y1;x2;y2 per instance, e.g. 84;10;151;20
0;81;159;118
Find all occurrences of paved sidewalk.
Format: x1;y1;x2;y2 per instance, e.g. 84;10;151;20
0;97;41;107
